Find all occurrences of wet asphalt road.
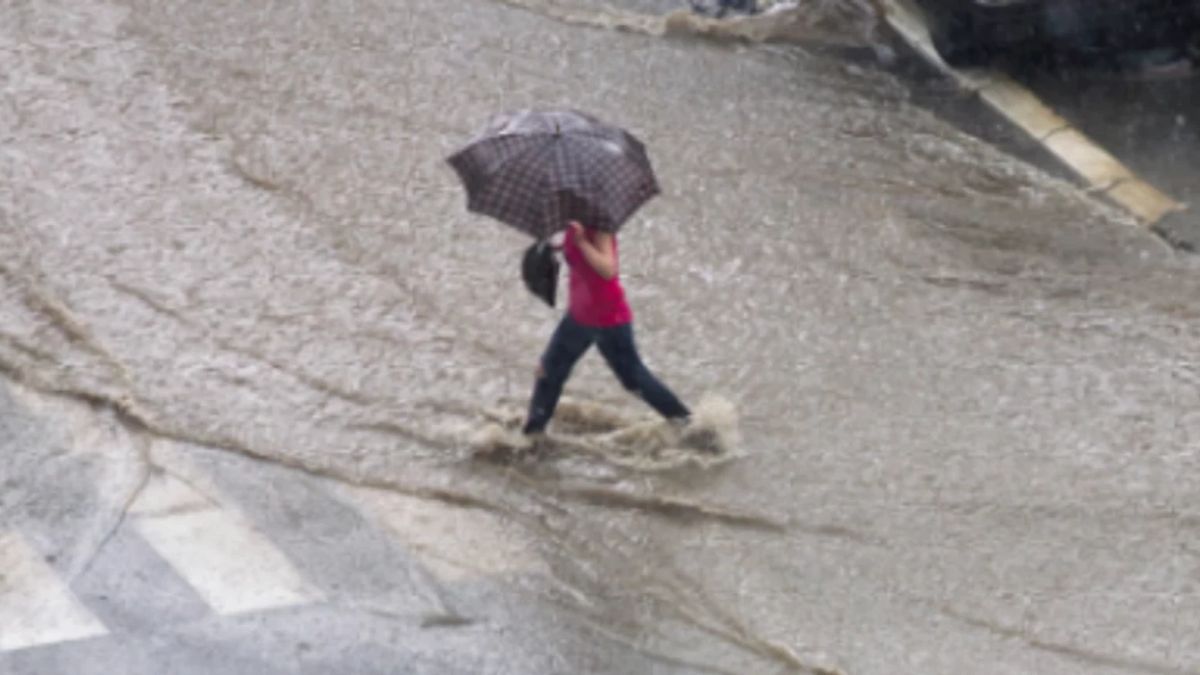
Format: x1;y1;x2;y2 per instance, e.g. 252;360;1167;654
3;1;1200;674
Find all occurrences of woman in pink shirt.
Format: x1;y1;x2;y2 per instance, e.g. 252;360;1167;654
523;220;691;436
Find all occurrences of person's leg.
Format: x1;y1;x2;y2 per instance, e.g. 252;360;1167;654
523;315;594;434
595;323;690;420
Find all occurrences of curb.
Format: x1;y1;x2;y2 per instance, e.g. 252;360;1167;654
878;0;1187;227
1151;210;1199;252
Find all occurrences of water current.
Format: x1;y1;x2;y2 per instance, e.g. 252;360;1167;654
3;0;1200;672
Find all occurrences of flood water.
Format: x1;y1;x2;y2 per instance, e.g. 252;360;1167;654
3;0;1200;672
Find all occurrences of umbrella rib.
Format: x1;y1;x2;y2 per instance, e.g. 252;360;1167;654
562;136;640;230
480;135;563;236
473;134;551;184
470;135;551;206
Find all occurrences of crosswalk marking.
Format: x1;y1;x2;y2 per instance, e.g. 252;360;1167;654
134;508;320;616
2;466;543;654
0;532;108;652
129;469;213;517
347;487;547;583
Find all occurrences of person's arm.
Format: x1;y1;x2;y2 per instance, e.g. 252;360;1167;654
569;221;617;280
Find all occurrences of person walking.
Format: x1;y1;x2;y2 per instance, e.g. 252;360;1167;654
523;221;692;437
447;108;719;451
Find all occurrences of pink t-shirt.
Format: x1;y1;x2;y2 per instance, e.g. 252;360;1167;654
563;229;633;328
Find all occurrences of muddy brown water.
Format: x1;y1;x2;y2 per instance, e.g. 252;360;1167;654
3;0;1200;672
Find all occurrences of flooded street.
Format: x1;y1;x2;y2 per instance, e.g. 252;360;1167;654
3;0;1200;673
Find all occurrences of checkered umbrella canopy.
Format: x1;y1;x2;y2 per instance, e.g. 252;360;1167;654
446;109;660;238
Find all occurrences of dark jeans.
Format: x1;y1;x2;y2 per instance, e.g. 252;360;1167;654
524;315;690;434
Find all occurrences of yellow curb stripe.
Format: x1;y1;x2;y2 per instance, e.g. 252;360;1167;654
879;0;1186;226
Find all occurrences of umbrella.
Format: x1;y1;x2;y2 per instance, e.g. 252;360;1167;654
446;109;660;239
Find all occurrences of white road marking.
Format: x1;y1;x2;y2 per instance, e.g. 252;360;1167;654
129;469;213;517
0;532;108;652
135;509;320;615
347;487;547;583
